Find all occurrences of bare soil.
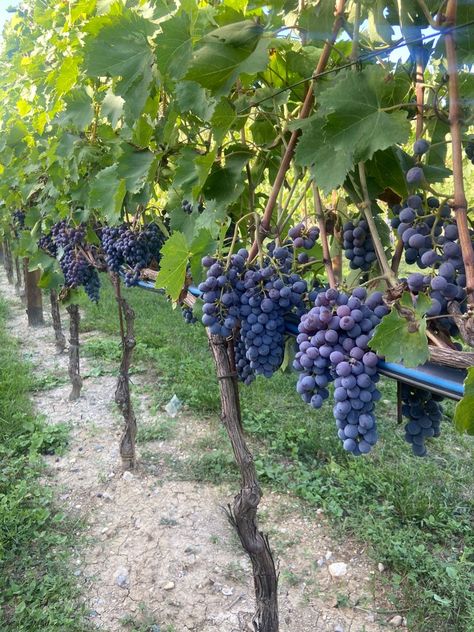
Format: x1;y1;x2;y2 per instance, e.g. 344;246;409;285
0;274;407;632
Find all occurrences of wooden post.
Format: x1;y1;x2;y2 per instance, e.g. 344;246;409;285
14;257;22;294
208;334;279;632
66;304;82;400
50;289;66;353
23;259;44;326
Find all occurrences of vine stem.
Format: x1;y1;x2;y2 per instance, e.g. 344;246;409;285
444;0;474;307
247;0;346;261
313;184;336;288
349;5;397;289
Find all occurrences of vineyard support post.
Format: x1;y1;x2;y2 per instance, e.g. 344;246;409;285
4;239;14;284
23;259;44;326
208;334;279;632
50;288;66;353
66;304;82;401
112;274;137;470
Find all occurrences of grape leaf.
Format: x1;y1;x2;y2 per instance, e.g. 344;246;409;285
156;231;190;301
57;88;94;131
189;229;216;285
369;305;429;367
117;146;154;193
88;165;126;223
83;11;155;117
101;91;124;128
454;367;474;435
185;20;265;95
175;81;216;121
154;13;193;81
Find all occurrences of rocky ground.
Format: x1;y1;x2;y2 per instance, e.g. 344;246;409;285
0;272;408;632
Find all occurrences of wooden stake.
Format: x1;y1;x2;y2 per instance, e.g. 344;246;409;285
23;259;44;326
66;304;82;401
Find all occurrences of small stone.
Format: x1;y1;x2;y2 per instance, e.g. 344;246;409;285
122;471;134;481
325;550;333;560
328;562;348;578
334;625;345;632
163;581;175;591
317;558;325;567
74;569;82;576
88;610;99;618
389;615;403;627
113;567;130;589
316;508;324;515
366;613;375;623
378;563;385;573
150;626;161;632
222;586;233;596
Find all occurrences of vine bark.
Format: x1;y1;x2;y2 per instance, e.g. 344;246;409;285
66;304;82;401
50;288;66;353
208;334;279;632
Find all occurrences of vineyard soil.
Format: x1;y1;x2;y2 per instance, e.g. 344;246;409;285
0;272;397;632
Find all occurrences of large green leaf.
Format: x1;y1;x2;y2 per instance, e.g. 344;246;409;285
185;20;266;95
83;11;155;117
369;293;430;367
156;231;190;301
454;368;474;435
57;88;94;131
117;146;154;193
88;165;126;223
154;13;193;81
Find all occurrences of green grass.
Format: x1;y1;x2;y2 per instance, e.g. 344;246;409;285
0;299;90;632
78;280;474;632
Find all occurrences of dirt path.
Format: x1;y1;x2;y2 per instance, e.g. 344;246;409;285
0;274;407;632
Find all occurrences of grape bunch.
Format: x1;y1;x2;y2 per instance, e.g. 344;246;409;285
342;218;377;271
40;221;101;302
234;330;254;385
295;287;388;455
390;194;448;267
182;199;204;214
12;209;26;231
100;223;165;287
464;138;474;165
288;223;319;264
401;384;443;456
199;251;246;337
181;305;197;324
239;262;306;381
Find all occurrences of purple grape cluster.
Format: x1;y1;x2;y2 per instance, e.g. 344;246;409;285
182;199;204;214
12;209;26;231
390;194;448;267
401;384;442;456
342;218;377;271
288;223;319;264
295;287;389;455
181;305;197;324
40;221;101;302
100;223;165;287
200;239;308;384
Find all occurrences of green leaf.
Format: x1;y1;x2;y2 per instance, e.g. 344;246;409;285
55;56;80;96
203;145;252;205
101;90;124;128
117;146;154;193
211;98;237;144
83;11;155;117
57;88;94;131
369;304;429;367
88;165;126;223
185;20;266;95
175;81;216;121
320;66;411;163
154;13;193;81
454;368;474;436
195;199;229;238
156;231;190;301
189;229;217;284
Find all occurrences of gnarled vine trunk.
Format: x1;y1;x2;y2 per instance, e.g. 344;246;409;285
66;304;82;401
14;257;22;294
112;275;137;470
208;334;279;632
50;289;66;353
4;239;14;285
23;259;44;326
